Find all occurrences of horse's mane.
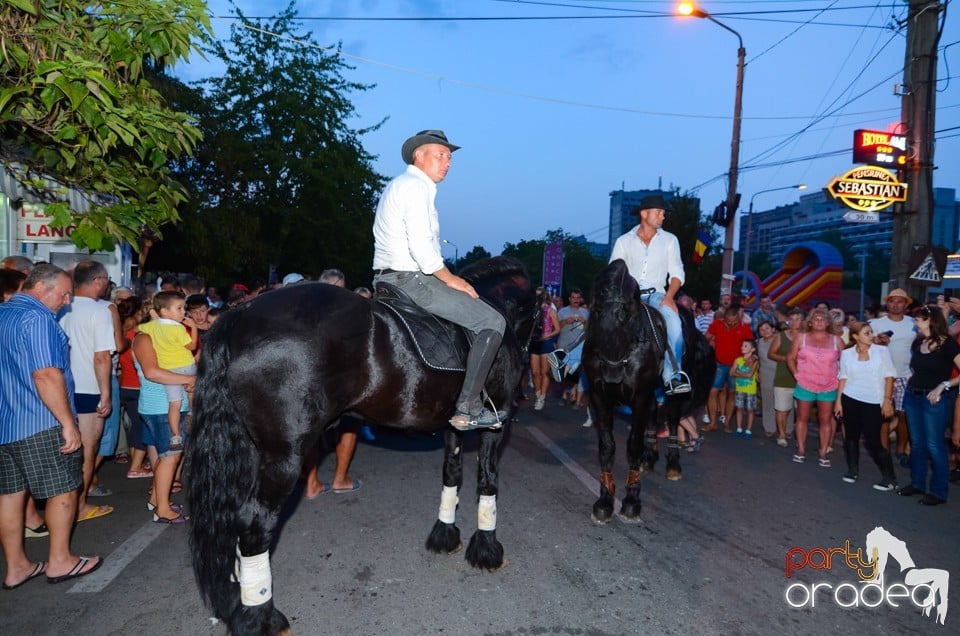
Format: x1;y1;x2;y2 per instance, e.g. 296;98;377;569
591;259;640;307
460;256;527;285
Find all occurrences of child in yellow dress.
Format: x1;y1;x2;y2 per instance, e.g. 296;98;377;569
731;339;759;438
138;291;198;450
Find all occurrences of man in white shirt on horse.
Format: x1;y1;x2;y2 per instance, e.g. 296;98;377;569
609;194;691;395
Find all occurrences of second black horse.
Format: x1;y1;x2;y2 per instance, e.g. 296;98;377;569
583;259;716;523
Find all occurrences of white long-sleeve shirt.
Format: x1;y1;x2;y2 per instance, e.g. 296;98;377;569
609;225;685;292
372;165;445;274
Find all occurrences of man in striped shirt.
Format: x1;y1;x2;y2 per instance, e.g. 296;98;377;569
0;264;103;587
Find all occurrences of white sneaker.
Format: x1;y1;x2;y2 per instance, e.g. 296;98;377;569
534;395;545;411
777;438;788;447
701;413;711;424
582;415;593;428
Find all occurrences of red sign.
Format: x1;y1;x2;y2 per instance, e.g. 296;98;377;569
853;128;907;166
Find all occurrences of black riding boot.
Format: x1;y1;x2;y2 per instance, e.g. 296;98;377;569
842;438;859;483
872;447;898;491
451;329;504;430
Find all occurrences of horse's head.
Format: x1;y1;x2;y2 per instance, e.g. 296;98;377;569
590;259;642;325
461;256;537;346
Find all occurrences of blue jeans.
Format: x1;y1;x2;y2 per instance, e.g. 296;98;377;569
98;375;121;456
902;391;951;500
646;292;683;384
141;413;181;459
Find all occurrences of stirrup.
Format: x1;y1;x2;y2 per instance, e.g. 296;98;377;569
449;408;506;432
664;371;692;395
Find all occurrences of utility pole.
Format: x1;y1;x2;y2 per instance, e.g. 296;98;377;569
891;0;941;300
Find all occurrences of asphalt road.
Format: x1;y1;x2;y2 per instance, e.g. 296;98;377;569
1;398;957;636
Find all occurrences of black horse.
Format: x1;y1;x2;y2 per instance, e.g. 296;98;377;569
186;257;536;636
582;259;715;523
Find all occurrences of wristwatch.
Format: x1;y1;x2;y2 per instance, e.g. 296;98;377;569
943;381;951;391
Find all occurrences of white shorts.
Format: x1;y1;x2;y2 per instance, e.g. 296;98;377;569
774;386;795;412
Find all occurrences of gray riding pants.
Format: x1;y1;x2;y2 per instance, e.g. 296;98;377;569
374;271;506;337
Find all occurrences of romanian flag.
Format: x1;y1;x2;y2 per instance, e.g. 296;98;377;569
693;230;712;265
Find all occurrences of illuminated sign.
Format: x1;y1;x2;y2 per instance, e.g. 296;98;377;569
853;128;907;166
826;166;907;212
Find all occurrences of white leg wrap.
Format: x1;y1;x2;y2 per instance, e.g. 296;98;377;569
237;550;273;607
438;485;459;524
477;495;497;531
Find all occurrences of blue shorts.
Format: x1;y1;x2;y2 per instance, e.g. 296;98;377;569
141;413;182;458
713;364;733;390
794;384;838;403
74;393;100;415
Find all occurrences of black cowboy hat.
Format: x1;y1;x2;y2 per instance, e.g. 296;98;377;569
633;194;673;213
401;130;461;165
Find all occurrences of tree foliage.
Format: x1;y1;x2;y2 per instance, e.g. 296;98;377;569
157;2;384;285
0;0;211;250
501;229;607;299
452;245;492;272
662;193;722;303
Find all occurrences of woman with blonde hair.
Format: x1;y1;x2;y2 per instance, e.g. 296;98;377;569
787;307;844;466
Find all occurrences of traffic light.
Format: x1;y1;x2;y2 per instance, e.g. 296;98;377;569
712;202;726;227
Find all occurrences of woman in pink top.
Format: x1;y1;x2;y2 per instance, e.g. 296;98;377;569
530;288;560;411
786;308;844;466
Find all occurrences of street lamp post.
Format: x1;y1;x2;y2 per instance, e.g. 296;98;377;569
442;239;458;272
678;3;745;295
740;184;807;297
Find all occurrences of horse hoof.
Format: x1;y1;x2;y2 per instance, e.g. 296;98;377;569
666;469;682;481
591;500;614;524
619;500;642;521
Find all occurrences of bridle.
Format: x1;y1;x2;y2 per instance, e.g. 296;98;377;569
594;271;666;367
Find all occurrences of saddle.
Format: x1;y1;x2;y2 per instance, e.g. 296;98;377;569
374;282;469;372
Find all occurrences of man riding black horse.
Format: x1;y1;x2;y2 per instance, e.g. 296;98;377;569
372;130;505;431
609;194;691;395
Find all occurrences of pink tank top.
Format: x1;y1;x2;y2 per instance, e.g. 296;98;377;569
541;303;554;336
795;333;840;392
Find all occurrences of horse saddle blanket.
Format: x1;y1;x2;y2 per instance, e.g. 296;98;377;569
374;282;468;372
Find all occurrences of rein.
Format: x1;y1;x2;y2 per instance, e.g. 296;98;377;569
593;278;667;369
519;302;541;356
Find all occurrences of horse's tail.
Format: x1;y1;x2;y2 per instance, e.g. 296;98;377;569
187;312;258;621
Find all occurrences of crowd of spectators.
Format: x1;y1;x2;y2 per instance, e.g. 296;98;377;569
528;283;960;505
0;257;372;589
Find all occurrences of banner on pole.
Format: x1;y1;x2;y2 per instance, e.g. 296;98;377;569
542;239;564;297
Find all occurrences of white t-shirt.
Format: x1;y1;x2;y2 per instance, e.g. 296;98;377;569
868;316;915;378
839;345;896;404
58;296;115;394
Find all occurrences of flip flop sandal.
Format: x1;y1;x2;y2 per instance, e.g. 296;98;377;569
47;556;103;584
2;561;46;590
332;479;363;494
77;505;114;522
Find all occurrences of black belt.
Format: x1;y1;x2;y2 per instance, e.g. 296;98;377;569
374;268;399;276
908;386;934;395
